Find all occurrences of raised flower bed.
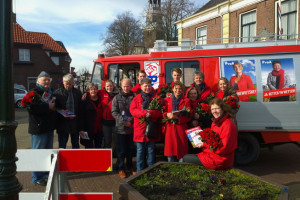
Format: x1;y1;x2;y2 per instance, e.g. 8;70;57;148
119;162;288;200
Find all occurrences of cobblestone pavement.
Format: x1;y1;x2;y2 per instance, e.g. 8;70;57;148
15;108;300;200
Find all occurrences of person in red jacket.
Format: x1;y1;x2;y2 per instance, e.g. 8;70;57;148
130;78;162;172
99;80;119;150
230;62;254;102
183;97;238;170
163;81;192;162
190;71;214;102
131;70;146;94
168;68;182;87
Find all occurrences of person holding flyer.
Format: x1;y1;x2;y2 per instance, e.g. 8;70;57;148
183;98;237;170
163;81;192;162
79;83;102;148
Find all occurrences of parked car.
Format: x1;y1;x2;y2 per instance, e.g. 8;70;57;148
14;88;27;108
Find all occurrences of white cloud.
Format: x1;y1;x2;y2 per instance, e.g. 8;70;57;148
14;0;146;25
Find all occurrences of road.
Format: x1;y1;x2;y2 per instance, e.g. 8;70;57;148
14;108;300;199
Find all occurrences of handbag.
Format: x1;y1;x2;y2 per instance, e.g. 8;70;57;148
144;119;159;139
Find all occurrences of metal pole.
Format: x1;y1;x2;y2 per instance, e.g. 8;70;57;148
0;0;22;199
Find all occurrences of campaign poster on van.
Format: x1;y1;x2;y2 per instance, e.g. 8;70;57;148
223;60;257;102
260;58;296;102
144;61;160;89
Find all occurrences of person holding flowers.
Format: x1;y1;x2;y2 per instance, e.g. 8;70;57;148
216;77;239;125
190;71;214;102
183;97;238;170
21;71;56;186
130;78;162;172
163;81;192;162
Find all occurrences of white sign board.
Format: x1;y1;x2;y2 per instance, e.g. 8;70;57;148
144;61;160;89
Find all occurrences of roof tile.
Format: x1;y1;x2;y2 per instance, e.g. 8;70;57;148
13;23;67;53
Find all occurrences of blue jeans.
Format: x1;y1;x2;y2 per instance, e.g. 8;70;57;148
31;131;54;183
136;142;155;172
117;134;134;171
167;156;183;162
58;132;79;149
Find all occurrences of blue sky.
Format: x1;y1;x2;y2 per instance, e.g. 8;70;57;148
14;0;209;73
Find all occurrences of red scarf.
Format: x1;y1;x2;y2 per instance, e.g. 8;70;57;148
216;90;224;99
89;95;102;134
272;69;285;89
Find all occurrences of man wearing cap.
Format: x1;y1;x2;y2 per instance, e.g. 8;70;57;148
27;71;56;186
54;73;82;149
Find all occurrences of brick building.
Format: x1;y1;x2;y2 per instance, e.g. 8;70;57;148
13;22;71;90
176;0;298;44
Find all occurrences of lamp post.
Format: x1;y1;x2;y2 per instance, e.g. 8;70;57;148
80;75;86;92
0;0;22;199
134;44;145;54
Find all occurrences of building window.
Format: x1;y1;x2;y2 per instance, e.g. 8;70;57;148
51;56;59;65
196;26;207;45
240;10;256;42
19;49;30;61
278;0;297;39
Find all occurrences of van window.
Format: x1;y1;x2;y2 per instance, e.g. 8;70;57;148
91;62;103;89
165;61;199;87
108;63;140;87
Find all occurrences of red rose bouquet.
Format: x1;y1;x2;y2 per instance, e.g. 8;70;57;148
195;102;210;117
199;128;223;151
224;96;240;109
21;91;41;109
157;84;172;98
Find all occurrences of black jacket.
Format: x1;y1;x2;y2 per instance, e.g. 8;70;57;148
111;91;134;135
54;87;82;133
79;95;100;139
28;87;56;134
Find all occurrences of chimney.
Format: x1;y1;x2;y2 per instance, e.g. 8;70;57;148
11;12;16;23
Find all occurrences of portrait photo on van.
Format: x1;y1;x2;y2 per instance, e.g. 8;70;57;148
223;60;257;102
261;58;296;102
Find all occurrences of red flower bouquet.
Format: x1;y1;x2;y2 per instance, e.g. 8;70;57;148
224;96;240;109
21;91;41;109
195;102;210;117
140;97;163;124
199;128;223;151
157;84;172;98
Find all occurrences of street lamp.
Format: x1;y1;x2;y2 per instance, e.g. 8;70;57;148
80;75;86;92
134;44;145;54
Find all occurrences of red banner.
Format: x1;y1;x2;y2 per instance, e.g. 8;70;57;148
263;87;296;98
236;89;257;97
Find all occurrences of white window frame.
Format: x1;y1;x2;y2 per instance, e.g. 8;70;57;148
195;26;207;45
51;56;59;65
19;49;30;61
275;0;298;39
239;9;257;43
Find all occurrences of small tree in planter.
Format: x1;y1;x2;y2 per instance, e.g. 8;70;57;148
119;162;288;200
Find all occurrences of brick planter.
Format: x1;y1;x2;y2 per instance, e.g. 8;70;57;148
119;161;288;200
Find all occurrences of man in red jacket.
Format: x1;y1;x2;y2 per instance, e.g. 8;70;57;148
131;70;146;94
130;78;162;172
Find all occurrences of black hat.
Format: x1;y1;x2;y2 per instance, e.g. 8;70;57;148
37;71;50;78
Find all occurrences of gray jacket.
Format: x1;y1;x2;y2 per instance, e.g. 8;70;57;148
267;71;291;90
111;91;134;134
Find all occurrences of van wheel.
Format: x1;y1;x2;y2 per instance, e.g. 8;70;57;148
16;100;23;108
235;134;260;165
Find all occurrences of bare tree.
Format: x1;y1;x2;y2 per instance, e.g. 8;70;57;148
103;11;143;56
157;0;196;42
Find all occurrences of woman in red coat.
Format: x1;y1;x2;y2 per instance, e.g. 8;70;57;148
190;71;213;102
183;97;238;170
230;62;254;102
130;78;162;172
163;81;192;162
